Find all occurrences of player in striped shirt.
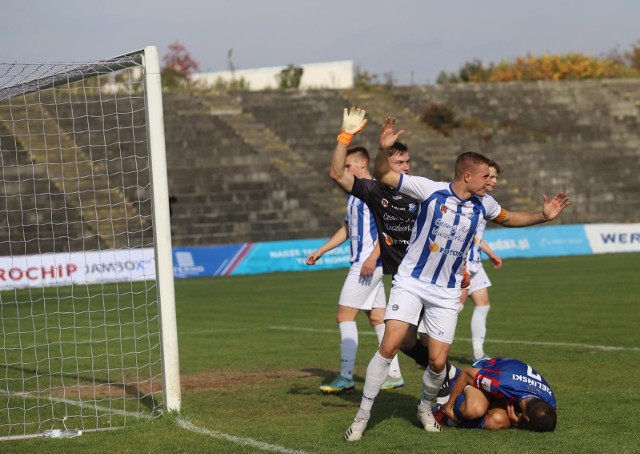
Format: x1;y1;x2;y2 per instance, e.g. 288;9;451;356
329;107;463;398
459;160;503;365
307;146;402;394
345;116;569;441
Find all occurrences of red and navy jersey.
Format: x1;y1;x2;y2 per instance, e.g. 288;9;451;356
351;177;418;275
473;357;556;407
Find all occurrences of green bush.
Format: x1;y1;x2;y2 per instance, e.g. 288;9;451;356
422;102;460;136
277;65;304;89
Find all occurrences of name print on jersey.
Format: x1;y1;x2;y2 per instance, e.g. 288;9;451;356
432;218;472;244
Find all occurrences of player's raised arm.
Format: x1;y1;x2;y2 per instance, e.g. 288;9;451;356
329;107;367;193
374;116;405;188
494;192;570;227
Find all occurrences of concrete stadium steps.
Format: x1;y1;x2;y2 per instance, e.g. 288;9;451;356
481;139;640;223
339;88;459;180
391;81;640;143
237;89;456;179
169;189;321;244
235;89;459;213
184;84;640;236
196;93;346;227
162;92;340;245
46;94;152;223
4;80;639;253
235;90;351;222
0;92;150;250
389;83;640;223
600;80;640;134
235;90;396;225
0;124;104;255
2;98;145;249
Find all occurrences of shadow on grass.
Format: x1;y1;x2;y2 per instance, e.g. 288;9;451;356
290;367;429;432
0;363;161;412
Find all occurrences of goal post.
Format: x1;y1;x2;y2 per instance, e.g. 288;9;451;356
0;45;180;439
143;46;181;413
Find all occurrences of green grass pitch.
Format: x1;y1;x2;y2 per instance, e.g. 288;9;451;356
4;252;639;453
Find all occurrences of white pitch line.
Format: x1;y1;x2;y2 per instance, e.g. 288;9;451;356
268;326;640;352
0;389;151;419
0;390;308;452
0;390;153;440
177;418;308;454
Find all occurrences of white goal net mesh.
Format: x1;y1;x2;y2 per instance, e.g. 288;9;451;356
0;52;165;439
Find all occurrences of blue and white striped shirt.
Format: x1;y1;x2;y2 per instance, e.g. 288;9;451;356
345;195;379;265
396;174;501;288
467;218;487;264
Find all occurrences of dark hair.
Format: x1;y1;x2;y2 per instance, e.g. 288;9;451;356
488;159;502;175
454;151;492;178
389;141;408;155
525;399;557;432
347;146;370;162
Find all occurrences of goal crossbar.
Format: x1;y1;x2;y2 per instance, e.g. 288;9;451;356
0;52;143;101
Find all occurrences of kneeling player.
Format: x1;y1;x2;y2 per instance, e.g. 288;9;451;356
436;357;557;432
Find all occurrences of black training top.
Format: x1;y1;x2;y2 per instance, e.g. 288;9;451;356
351;177;419;275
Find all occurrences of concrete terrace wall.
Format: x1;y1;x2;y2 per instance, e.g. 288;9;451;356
159;80;640;245
2;80;637;254
390;79;640;225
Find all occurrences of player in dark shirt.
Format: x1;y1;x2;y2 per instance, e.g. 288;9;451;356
350;150;417;276
329;108;455;380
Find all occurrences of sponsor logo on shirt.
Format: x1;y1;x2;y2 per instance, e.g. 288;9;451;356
428;241;463;257
383;232;410;246
481;377;492;392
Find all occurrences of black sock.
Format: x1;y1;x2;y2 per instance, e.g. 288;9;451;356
401;341;429;368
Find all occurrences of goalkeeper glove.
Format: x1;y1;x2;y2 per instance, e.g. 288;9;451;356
461;266;470;289
337;107;367;146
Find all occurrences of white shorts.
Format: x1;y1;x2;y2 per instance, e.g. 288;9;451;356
385;274;461;344
338;264;386;310
467;260;492;295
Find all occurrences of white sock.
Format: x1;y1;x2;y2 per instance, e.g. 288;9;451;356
373;323;385;345
373;323;402;378
471;305;490;359
339;321;358;379
388;354;402;379
360;351;391;412
448;364;459;379
419;366;446;410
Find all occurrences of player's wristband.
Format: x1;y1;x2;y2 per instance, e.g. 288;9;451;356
337;131;354;146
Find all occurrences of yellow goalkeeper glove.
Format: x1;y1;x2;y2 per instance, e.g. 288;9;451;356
337;107;367;146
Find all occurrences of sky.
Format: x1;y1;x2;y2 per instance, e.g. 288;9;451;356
3;0;640;85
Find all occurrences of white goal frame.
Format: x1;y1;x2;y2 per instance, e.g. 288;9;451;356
0;46;180;440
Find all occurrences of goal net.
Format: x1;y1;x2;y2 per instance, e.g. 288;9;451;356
0;47;180;439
